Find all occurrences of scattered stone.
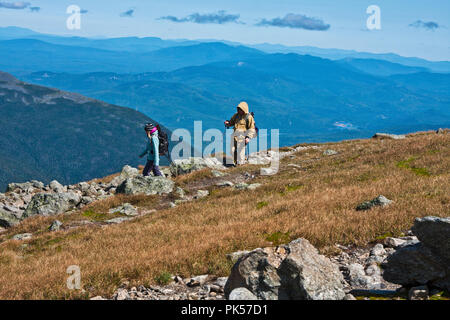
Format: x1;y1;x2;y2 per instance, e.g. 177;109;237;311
229;288;258;300
90;296;107;300
234;183;261;191
105;217;133;224
116;176;174;195
216;181;234;187
287;164;302;169
187;275;209;287
408;285;429;300
225;238;346;300
194;190;209;199
12;233;32;241
108;203;138;216
372;133;406;140
384;237;407;248
170;157;225;176
175;187;186;199
323;149;338;156
114;288;131;300
49;220;63;231
23;192;82;217
49;180;65;193
211;170;225;177
356;195;392;211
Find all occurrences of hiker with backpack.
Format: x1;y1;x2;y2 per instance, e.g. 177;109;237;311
224;101;257;166
139;122;167;177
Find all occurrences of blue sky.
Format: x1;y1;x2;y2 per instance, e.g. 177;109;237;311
0;0;449;61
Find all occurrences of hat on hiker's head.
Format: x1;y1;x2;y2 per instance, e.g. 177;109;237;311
144;123;156;132
237;101;249;114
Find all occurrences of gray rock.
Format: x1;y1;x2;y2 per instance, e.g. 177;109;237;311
345;263;383;290
49;180;65;193
109;203;138;216
382;242;447;287
175;187;186;199
225;238;345;300
211;170;226;177
411;216;450;265
247;183;262;190
110;165;140;187
229;288;258;300
31;180;44;189
81;196;94;205
23;192;82;217
116;176;174;195
344;294;356;300
114;288;131;300
12;233;32;241
323;149;338;156
170;157;225;176
370;244;386;257
356;195;392;211
195;190;209;199
0;208;22;228
187;275;209;287
216;181;234;187
384;237;407;248
105;217;133;224
49;220;63;231
372;133;406;140
408;285;429;300
436;128;445;134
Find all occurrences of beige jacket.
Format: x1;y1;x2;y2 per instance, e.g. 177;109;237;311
227;102;257;139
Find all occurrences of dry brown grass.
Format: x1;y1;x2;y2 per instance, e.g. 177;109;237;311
0;131;448;299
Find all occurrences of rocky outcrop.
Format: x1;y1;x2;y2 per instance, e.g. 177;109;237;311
23;192;82;217
382;216;450;290
170;157;226;176
224;238;346;300
116;176;174;195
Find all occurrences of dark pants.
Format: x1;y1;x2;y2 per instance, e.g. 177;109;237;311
143;160;163;177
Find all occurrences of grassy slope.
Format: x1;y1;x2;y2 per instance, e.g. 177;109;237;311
0;131;448;299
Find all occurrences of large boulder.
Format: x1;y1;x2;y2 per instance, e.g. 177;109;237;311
109;165;140;187
382;243;447;287
0;208;22;228
170;157;225;176
411;216;450;265
116;176;174;195
224;238;346;300
23;192;82;217
382;216;450;290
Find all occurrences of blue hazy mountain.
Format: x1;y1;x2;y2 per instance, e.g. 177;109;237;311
1;26;449;73
0;38;265;75
23;52;450;147
0;71;171;191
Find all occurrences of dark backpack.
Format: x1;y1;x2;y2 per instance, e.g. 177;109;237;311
156;125;169;156
245;112;259;136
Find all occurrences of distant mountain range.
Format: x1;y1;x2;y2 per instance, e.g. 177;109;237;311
0;71;169;191
23;54;450;146
1;26;449;73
